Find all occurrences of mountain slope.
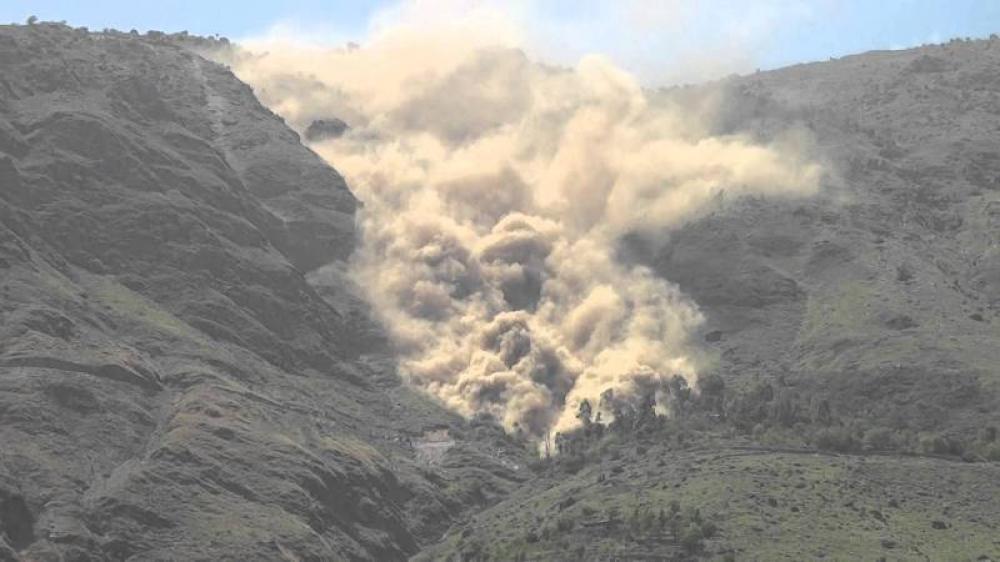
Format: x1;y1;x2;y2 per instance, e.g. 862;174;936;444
3;21;1000;562
0;22;527;562
419;38;1000;561
658;38;1000;435
419;443;1000;561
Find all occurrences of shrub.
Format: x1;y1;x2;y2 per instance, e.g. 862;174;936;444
640;510;657;531
917;432;964;456
980;426;997;443
556;515;575;533
863;427;897;451
560;454;585;474
813;427;859;452
896;263;914;283
698;372;726;396
685;506;702;524
982;443;1000;461
680;524;704;553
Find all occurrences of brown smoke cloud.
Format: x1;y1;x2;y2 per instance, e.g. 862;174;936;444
210;7;822;437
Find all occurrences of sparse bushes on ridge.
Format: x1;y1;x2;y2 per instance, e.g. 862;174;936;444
494;380;996;560
474;497;715;560
530;372;993;472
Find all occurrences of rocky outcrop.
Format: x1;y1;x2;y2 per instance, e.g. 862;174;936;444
304;118;349;142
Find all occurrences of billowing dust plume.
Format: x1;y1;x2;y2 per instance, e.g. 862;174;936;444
213;13;821;437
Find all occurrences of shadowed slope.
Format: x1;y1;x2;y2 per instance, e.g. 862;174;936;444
0;23;527;561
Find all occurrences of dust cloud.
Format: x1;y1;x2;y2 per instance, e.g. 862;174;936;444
212;8;821;437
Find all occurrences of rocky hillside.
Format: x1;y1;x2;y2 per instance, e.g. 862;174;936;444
0;22;528;561
421;441;1000;561
420;38;1000;561
660;38;1000;435
3;20;1000;562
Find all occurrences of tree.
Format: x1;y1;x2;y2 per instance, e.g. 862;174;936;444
697;373;726;415
635;388;658;430
813;398;833;426
770;391;800;427
600;388;627;432
728;380;776;431
599;388;616;415
756;381;775;403
698;372;725;396
667;375;692;418
27;15;38;25
577;399;593;427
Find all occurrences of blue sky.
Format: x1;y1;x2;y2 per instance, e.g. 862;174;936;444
2;1;999;83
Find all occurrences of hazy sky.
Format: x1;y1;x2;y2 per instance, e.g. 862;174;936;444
3;0;998;84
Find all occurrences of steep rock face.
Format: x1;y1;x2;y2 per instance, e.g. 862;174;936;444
654;38;1000;435
0;23;527;561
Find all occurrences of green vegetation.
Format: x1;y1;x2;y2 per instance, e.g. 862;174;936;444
420;419;1000;561
544;374;999;467
85;275;209;344
417;373;1000;560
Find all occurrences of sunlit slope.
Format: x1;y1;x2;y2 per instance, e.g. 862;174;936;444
655;37;1000;437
